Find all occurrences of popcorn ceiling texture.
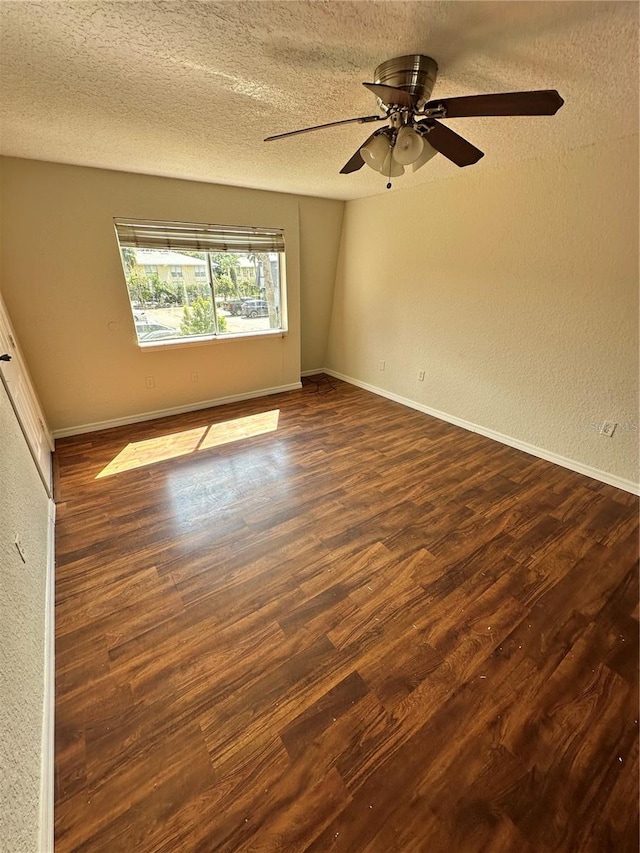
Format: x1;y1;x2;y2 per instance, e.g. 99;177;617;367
0;382;50;853
0;1;638;200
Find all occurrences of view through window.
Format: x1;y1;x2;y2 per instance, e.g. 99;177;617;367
114;219;286;345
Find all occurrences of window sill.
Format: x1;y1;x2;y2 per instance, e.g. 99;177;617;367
138;328;288;352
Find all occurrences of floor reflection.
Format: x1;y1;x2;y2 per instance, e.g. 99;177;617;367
96;410;280;478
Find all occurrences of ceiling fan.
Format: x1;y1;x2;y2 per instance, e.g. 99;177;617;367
265;55;564;187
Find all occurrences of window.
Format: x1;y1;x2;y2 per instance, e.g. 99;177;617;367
114;219;286;345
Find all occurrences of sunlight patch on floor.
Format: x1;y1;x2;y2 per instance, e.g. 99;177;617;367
96;410;280;478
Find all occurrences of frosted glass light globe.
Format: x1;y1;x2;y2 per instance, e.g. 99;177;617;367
393;126;424;165
412;139;438;171
381;151;405;177
360;134;391;172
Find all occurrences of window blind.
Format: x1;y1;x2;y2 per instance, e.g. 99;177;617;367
114;218;285;253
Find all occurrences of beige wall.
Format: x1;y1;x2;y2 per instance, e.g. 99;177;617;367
0;380;50;853
0;158;343;432
327;135;639;485
299;197;344;371
1;140;637;483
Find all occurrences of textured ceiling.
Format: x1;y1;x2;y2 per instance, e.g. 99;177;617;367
0;1;638;200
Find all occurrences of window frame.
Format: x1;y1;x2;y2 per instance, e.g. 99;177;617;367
114;218;288;349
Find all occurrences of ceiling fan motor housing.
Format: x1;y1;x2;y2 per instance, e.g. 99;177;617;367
373;54;438;111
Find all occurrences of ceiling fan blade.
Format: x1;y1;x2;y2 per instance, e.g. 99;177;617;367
425;90;564;118
264;115;384;142
339;130;383;174
419;120;484;167
363;82;418;109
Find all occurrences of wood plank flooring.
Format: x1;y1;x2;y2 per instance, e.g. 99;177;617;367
54;377;639;852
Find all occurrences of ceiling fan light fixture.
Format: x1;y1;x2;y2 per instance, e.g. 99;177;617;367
392;126;424;165
381;150;405;178
360;133;391;172
412;138;438;171
265;54;564;186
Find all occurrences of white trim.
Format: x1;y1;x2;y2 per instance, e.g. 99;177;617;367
325;369;640;496
52;382;302;438
0;294;54;495
138;328;288;352
300;368;326;377
39;498;56;853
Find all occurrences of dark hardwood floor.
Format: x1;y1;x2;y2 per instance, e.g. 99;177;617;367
54;377;639;852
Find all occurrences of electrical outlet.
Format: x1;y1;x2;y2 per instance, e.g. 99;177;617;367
418;370;425;381
599;421;617;437
379;360;386;371
190;371;199;383
145;376;155;389
14;535;26;563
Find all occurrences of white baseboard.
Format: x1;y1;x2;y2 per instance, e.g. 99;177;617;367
52;382;302;439
324;369;640;496
300;368;326;377
39;499;56;853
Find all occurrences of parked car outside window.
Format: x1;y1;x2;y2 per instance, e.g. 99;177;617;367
241;299;269;318
222;298;248;316
135;321;177;341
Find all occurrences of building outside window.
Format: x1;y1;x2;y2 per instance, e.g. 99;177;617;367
115;219;286;344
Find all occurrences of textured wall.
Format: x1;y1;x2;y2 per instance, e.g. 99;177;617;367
327;135;639;484
0;157;343;432
299;197;344;370
0;381;50;852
